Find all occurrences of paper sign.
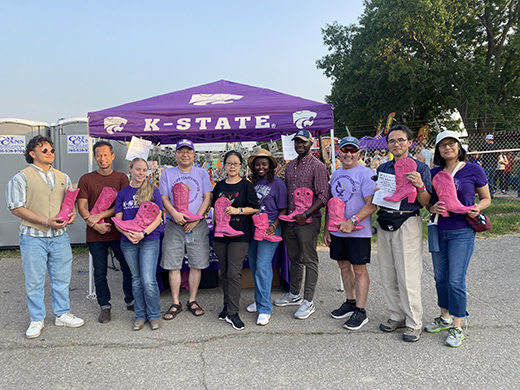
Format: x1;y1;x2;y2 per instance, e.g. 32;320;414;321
126;136;152;161
373;172;400;210
67;135;89;153
281;134;298;161
0;135;25;154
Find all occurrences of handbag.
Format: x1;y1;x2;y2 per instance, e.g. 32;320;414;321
428;214;440;253
466;213;492;232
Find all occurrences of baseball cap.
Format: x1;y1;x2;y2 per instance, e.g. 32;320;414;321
292;129;313;142
485;134;494;140
436;130;461;146
339;136;360;149
175;139;194;150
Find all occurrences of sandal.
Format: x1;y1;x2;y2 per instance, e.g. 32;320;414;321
163;303;182;320
187;300;205;316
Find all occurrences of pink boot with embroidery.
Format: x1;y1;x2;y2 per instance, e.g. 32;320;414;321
327;197;364;232
213;197;244;238
253;213;282;242
111;201;161;232
91;187;118;224
279;187;313;223
172;183;203;222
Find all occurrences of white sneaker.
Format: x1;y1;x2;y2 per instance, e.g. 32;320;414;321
257;313;271;326
26;320;44;339
55;313;85;328
294;300;316;320
246;302;257;313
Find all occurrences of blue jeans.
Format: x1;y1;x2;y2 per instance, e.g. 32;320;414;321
247;224;281;314
431;228;476;318
88;240;134;309
483;166;496;195
20;233;73;321
121;240;161;321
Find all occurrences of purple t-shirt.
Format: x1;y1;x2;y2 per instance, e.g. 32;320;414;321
159;166;213;215
431;163;488;230
254;177;288;222
114;186;163;242
330;164;376;238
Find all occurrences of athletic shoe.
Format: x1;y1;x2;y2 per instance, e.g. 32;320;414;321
274;292;302;307
294;300;316;320
403;327;422;342
445;326;465;347
380;319;406;332
26;320;44;339
257;313;271;326
218;305;228;320
246;302;257;313
331;301;356;319
226;313;245;330
343;309;368;330
425;316;453;333
55;313;84;328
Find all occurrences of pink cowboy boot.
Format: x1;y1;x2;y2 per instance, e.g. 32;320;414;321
327;197;364;232
252;213;282;242
56;186;79;223
91;187;118;224
279;187;313;223
172;183;204;222
383;158;418;203
213;197;244;238
111;201;161;232
432;171;474;217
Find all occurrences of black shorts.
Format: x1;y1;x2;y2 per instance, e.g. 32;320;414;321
329;235;371;265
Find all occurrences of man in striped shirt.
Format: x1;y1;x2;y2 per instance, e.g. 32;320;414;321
274;129;330;320
6;135;84;339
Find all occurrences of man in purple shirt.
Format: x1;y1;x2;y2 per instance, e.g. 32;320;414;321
274;129;329;320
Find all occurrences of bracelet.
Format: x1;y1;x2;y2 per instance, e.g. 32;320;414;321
417;185;426;192
352;215;360;224
45;219;49;227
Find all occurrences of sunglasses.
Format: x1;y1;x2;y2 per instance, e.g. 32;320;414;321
340;146;360;154
40;148;56;154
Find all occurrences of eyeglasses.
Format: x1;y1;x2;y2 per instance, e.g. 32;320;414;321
176;149;194;155
40;148;55;154
225;162;241;167
340;146;360;154
438;140;457;149
387;138;409;146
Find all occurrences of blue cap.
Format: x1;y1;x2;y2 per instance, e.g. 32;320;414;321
175;139;194;150
293;129;313;142
339;136;360;149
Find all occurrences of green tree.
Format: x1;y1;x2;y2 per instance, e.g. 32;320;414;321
317;0;520;144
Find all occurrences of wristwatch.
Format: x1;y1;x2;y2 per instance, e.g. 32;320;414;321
304;211;311;218
239;207;243;215
141;231;148;237
350;216;359;226
417;185;426;193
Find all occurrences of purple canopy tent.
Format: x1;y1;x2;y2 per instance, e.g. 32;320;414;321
359;136;388;150
88;80;334;144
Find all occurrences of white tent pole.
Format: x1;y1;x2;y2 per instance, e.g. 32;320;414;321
87;136;96;299
330;129;336;173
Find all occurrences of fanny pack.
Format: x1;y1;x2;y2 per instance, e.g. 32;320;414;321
377;209;420;232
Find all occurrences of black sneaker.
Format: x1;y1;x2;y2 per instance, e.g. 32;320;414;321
218;305;228;320
225;313;245;330
331;301;356;319
343;308;369;330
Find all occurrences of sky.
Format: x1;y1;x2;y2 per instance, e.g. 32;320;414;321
0;0;365;124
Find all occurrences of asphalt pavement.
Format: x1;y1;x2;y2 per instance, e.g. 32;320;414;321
1;235;519;389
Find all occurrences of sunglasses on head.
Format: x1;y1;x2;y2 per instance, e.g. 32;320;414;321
40;148;55;154
340;146;360;154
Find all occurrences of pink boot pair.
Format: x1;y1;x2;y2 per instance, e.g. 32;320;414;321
327;197;364;232
252;213;282;242
56;186;79;223
383;158;418;203
279;187;313;223
432;171;474;217
111;201;161;232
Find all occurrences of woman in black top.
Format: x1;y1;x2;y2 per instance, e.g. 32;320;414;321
212;151;259;330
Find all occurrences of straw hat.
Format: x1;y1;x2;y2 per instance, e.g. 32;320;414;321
247;148;278;171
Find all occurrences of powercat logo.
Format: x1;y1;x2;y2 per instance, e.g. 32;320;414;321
189;94;244;105
293;110;317;129
104;117;127;135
